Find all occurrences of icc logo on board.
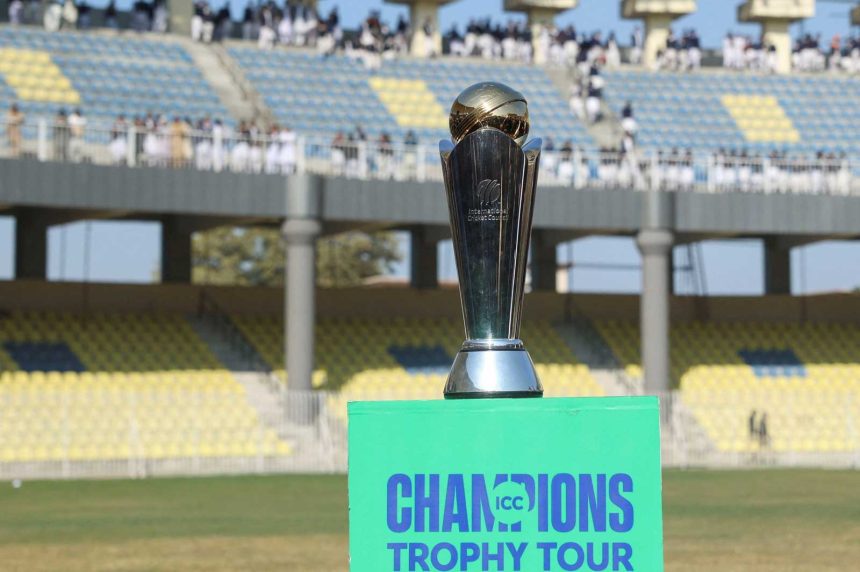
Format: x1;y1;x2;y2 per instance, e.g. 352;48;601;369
492;480;533;526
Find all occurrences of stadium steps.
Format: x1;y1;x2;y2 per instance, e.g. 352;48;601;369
214;43;276;125
185;315;338;470
186;314;287;432
183;40;259;123
662;397;718;467
544;65;625;149
553;319;642;395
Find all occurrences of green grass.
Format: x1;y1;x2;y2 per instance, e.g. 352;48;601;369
0;470;858;571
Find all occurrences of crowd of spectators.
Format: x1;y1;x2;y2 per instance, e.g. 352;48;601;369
568;65;606;125
328;126;424;179
722;33;778;73
723;32;860;74
654;29;702;72
795;33;860;73
444;20;623;69
219;6;415;69
539;145;853;194
345;11;412;69
8;0;168;34
3;101;855;195
107;114;301;173
710;148;851;194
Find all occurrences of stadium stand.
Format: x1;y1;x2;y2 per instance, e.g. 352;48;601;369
0;311;290;463
0;27;229;132
595;319;860;454
227;46;594;147
231;316;603;400
602;69;860;156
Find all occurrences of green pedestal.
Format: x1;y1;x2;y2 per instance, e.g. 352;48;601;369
348;397;663;571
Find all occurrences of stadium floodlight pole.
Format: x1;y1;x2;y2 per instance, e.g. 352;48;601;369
439;81;543;398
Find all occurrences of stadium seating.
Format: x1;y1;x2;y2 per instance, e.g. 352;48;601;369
231;316;603;400
596;319;860;454
0;28;229;132
228;47;594;147
603;69;860;156
0;311;290;463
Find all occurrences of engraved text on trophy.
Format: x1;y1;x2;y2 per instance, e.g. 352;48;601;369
468;179;509;223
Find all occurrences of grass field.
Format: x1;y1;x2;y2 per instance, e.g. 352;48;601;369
0;470;858;571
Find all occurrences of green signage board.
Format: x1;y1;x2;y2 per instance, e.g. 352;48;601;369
348;396;663;572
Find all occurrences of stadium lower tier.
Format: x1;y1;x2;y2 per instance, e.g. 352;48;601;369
230;316;603;400
0;312;290;463
2;307;860;460
596;320;860;453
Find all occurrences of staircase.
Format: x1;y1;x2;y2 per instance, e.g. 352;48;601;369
554;317;642;396
661;395;718;468
187;313;285;428
182;40;261;123
544;64;625;149
187;302;346;471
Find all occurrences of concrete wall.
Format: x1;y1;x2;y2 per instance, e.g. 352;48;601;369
1;281;858;324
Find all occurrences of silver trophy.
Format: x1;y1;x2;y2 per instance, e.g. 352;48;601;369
440;82;543;399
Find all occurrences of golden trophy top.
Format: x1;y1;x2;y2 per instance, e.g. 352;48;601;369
448;82;530;146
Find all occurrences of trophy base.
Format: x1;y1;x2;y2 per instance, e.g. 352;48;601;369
444;346;543;399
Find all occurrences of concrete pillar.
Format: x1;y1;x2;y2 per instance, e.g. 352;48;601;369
505;1;579;65
14;209;48;281
637;228;674;394
169;0;194;36
621;1;697;68
160;218;192;283
282;218;321;394
763;237;791;295
738;0;815;74
410;227;439;289
530;231;558;292
283;174;323;396
761;19;793;74
386;0;457;57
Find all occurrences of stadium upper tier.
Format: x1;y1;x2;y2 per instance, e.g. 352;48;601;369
231;316;602;401
228;46;593;146
604;69;860;155
0;28;228;127
0;311;289;463
596;320;860;454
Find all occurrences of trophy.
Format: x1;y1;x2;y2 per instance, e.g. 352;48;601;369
440;82;543;399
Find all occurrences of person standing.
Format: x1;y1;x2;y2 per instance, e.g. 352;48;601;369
748;410;757;441
52;109;69;162
6;103;24;158
170;116;188;168
68;108;86;162
630;26;643;65
758;413;769;447
109;114;128;165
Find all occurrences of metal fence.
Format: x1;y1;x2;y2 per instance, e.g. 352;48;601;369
1;117;858;195
1;386;858;480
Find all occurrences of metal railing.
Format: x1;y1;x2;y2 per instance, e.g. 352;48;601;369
0;117;858;195
0;386;857;480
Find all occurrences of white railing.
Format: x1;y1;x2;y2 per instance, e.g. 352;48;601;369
0;386;858;480
0;117;858;195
